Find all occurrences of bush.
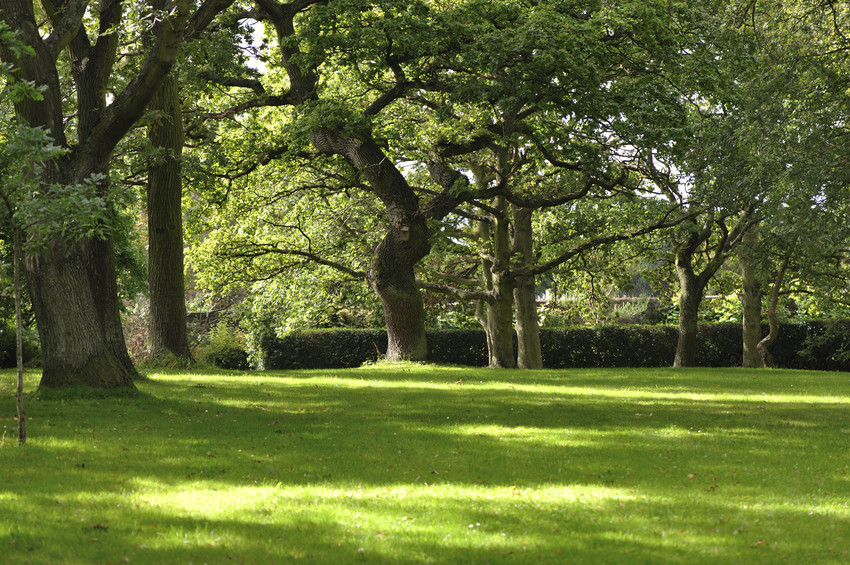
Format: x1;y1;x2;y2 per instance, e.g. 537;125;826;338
427;330;489;366
202;321;250;370
0;320;39;368
261;329;387;369
540;326;677;368
258;322;850;371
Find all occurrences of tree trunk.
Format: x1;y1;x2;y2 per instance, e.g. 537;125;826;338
310;129;432;361
738;229;763;368
1;0;194;389
512;205;542;369
674;275;702;368
148;72;192;362
87;235;140;377
673;241;708;368
28;240;137;388
368;235;427;361
13;229;26;444
757;231;799;368
476;198;516;368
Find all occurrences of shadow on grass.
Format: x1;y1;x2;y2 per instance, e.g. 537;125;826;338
1;366;850;563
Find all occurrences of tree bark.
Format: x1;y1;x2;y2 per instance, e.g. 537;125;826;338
368;235;428;361
757;231;799;368
148;71;192;362
738;229;763;368
673;232;711;368
674;272;702;368
476;198;515;368
28;240;137;388
512;205;542;369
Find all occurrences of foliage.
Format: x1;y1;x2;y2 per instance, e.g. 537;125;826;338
798;320;850;369
201;320;250;370
0;318;38;368
258;323;844;370
260;329;387;369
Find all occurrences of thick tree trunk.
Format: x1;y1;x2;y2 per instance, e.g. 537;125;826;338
86;235;139;378
512;205;542;369
368;235;427;361
28;240;137;388
148;72;192;362
310;129;432;361
738;230;763;368
673;244;707;368
1;0;194;389
484;290;515;368
674;277;702;368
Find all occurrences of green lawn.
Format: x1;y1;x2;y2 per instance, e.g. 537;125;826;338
1;365;849;564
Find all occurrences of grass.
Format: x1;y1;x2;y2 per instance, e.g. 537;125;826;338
1;364;850;564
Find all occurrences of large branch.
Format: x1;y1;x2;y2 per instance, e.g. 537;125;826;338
529;206;692;276
75;0;192;173
187;0;238;38
41;0;89;58
0;0;67;141
218;241;367;280
418;281;490;302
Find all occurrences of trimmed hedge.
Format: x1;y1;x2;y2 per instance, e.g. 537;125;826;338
259;321;850;371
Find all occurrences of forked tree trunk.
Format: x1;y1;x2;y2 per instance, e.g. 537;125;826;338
739;229;763;368
148;72;192;362
0;0;197;389
673;242;710;368
757;231;799;368
512;205;542;369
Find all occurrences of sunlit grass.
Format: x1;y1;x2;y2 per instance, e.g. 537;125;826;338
2;365;850;563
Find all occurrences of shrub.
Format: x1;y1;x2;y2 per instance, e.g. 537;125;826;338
0;320;39;368
260;329;387;369
202;321;250;370
258;322;850;371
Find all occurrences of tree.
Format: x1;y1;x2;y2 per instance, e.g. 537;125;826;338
187;0;706;365
0;0;230;388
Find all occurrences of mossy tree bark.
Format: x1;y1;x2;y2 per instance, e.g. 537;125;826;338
311;130;431;361
474;198;516;368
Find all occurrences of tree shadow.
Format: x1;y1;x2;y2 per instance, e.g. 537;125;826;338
2;367;849;563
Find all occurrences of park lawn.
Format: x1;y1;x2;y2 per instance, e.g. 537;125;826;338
1;365;849;564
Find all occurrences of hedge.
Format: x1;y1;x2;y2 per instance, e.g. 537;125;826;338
259;321;850;371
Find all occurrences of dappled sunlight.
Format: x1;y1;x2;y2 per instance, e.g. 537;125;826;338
3;367;850;563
